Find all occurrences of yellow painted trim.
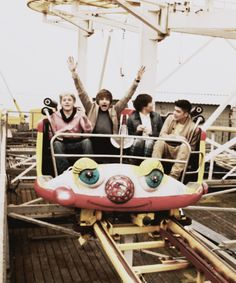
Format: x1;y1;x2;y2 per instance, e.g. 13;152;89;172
197;139;206;184
36;132;43;176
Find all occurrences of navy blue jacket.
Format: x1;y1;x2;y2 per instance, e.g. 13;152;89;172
127;111;163;137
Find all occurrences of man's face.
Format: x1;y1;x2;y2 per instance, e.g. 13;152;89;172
143;102;153;113
98;97;111;112
60;95;75;112
173;106;188;122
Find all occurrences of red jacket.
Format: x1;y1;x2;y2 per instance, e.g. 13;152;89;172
49;110;92;139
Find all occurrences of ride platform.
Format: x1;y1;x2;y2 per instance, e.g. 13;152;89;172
8;185;236;283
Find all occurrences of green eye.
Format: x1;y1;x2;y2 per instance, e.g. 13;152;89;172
145;169;163;189
79;169;100;185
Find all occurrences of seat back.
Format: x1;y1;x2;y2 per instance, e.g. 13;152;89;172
36;118;54;177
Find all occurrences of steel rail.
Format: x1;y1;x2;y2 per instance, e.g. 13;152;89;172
161;220;236;283
93;221;142;283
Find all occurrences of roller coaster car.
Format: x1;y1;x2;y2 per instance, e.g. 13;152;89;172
35;112;207;212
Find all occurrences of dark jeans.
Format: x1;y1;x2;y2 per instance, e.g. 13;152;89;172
128;139;155;165
91;137;120;163
53;138;93;174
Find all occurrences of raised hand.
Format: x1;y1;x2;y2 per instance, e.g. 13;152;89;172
67;56;78;73
136;66;145;81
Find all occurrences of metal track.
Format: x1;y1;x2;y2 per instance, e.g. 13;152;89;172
160;220;236;283
93;221;142;283
92;219;236;283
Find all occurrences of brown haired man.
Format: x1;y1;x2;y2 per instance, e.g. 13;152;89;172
67;56;145;154
152;100;200;180
127;94;163;161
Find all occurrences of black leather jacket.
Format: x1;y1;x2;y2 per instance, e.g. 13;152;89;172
127;111;163;137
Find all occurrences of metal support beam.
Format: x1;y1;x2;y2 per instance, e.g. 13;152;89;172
8;213;80;237
219;240;236;250
133;262;189;274
205;136;236;162
203;187;236;197
139;1;159;94
164;221;236;282
10;163;36;184
8;204;74;216
190;229;236;270
117;240;165;251
169;9;236;39
156;38;214;89
50;7;93;35
123;234;134;266
113;0;166;34
98;30;112;90
19;197;43;206
185;206;236;212
94;222;142;283
202;91;235;131
108;224;160;235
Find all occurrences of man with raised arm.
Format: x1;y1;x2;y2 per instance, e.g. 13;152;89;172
67;56;145;154
152;100;200;180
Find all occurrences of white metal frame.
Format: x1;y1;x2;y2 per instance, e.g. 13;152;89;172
50;132;192;183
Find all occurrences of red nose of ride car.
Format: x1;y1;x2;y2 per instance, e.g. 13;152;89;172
105;175;134;204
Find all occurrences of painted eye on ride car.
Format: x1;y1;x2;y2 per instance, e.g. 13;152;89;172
145;169;163;189
72;158;103;188
79;169;100;186
136;159;164;192
139;169;164;192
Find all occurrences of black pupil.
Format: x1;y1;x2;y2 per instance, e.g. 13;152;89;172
86;171;94;179
151;175;158;183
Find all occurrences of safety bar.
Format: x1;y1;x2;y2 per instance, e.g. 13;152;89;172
184;151;204;175
50;133;192;182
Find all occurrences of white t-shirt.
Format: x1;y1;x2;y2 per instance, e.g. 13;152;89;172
139;112;152;136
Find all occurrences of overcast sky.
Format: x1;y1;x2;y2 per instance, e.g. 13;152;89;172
1;1;236;111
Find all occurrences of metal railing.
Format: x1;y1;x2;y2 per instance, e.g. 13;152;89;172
0;112;8;283
50;133;192;183
206;126;236;181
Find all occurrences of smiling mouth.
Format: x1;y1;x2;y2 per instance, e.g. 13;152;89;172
88;200;150;209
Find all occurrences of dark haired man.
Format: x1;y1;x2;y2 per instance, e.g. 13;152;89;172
67;56;145;154
152;99;200;180
50;93;93;174
127;94;163;160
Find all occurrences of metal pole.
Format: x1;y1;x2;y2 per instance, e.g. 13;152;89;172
206;137;236;156
208;132;215;180
222;165;236;180
98;31;112;90
202;91;235;131
205;135;236;162
156;38;214;89
139;0;158;95
185;206;236;212
203;187;236;197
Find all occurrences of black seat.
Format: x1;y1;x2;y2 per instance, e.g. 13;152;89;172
41;119;54;177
